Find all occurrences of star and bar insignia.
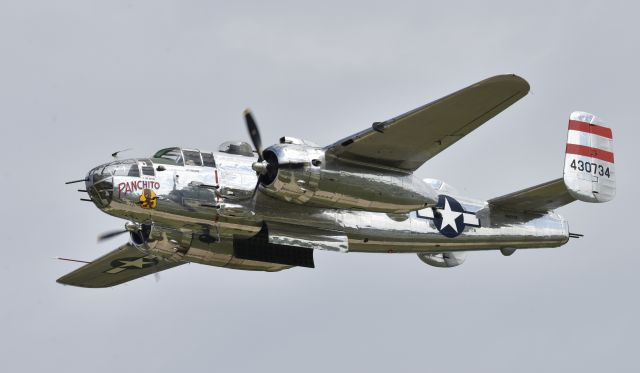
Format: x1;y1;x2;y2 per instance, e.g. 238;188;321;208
417;195;480;238
104;256;159;274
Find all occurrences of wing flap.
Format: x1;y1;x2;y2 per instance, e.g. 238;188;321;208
57;243;184;288
266;221;349;252
489;178;576;213
325;74;530;172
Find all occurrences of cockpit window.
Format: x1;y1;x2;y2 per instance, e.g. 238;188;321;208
183;150;203;166
153;148;183;165
151;147;216;167
201;152;216;167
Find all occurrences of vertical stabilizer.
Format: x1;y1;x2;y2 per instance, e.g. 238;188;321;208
564;111;615;203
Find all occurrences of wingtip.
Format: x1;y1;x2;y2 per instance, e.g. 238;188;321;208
56;277;109;288
56;276;71;286
482;74;531;97
502;74;530;91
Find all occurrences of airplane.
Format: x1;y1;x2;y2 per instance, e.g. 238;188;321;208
58;74;616;288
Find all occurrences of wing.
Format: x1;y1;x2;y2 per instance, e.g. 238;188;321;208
57;243;185;288
325;74;530;172
488;178;576;213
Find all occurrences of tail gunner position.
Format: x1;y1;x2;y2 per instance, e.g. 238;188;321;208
59;75;615;287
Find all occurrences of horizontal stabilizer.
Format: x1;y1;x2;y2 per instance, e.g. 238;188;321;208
490;111;615;213
489;178;575;213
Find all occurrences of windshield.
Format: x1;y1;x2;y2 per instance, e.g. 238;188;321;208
153;148;183;165
151;148;216;167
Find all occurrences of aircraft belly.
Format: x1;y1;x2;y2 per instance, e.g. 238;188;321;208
341;209;569;253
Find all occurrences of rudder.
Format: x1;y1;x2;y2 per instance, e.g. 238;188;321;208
564;111;615;203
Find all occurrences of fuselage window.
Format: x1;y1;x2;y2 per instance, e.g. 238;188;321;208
201;153;216;167
141;165;155;176
183;150;203;166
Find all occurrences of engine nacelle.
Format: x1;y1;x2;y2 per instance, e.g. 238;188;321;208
259;143;438;213
130;224;192;262
418;252;466;268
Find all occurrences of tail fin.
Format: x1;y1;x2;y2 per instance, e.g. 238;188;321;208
564;111;615;202
489;111;615;212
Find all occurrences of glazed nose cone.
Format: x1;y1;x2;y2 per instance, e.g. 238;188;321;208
85;168;113;209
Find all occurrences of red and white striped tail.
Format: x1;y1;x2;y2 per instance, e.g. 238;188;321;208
563;111;615;203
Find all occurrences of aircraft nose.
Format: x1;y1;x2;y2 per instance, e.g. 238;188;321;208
85;165;114;208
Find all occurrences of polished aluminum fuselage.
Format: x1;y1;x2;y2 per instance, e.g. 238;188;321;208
86;148;568;269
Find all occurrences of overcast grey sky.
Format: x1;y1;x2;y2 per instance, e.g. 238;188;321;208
1;1;638;372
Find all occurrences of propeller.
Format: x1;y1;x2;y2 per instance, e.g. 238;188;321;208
97;229;128;242
243;108;306;197
244;109;270;198
97;222;139;242
244;109;264;162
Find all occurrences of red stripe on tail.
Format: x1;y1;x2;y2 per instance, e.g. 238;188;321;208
566;144;614;163
568;120;613;139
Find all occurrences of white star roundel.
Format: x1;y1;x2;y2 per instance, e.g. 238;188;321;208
104;256;159;274
416;195;480;238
